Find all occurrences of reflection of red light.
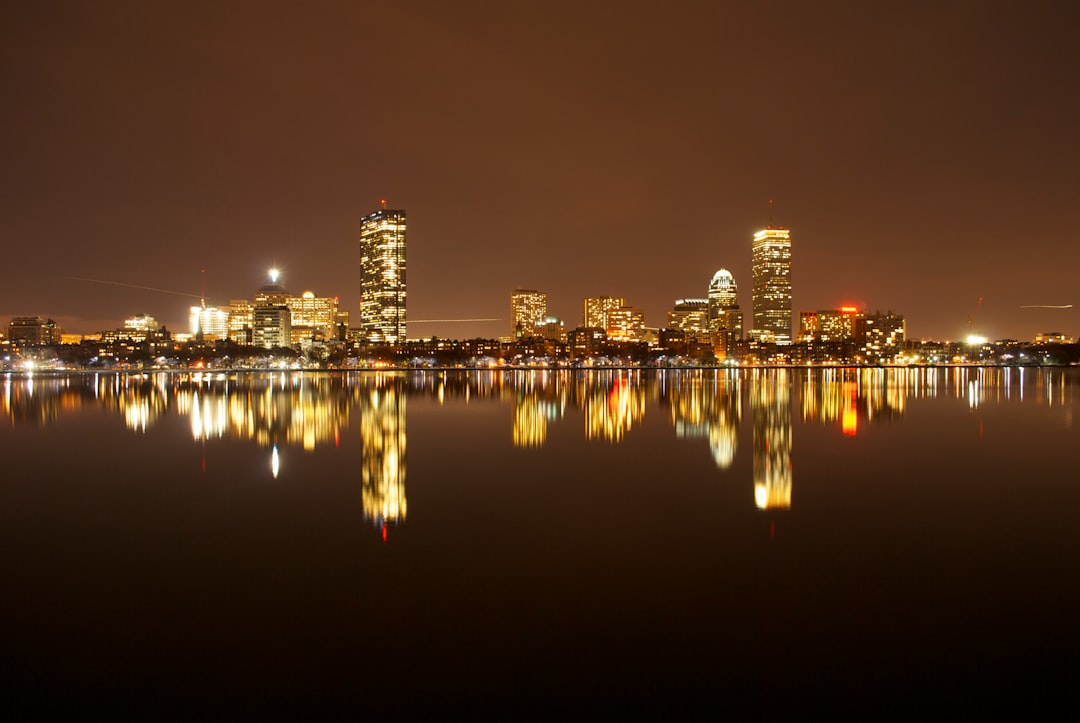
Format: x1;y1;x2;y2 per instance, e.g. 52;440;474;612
335;428;340;447
842;407;858;436
381;524;387;543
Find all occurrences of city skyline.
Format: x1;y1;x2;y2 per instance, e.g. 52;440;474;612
2;1;1077;341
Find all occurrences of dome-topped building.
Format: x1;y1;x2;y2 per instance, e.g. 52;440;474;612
707;269;743;340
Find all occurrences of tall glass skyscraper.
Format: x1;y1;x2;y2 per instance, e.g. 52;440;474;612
751;227;792;344
359;206;407;344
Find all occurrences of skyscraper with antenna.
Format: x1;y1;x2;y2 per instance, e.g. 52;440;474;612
750;201;792;344
359;202;407;344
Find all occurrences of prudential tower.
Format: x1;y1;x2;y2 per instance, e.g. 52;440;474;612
750;226;792;344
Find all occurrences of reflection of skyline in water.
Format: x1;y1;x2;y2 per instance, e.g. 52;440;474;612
5;368;1074;444
3;368;1075;515
658;369;742;469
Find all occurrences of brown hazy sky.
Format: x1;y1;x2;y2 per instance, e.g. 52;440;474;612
2;0;1078;341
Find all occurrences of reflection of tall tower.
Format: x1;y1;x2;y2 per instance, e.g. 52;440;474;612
664;370;742;469
751;227;792;344
752;369;792;509
359;206;407;344
360;376;407;531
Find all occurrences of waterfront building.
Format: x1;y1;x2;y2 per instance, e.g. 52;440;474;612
583;296;624;330
536;316;567;343
1035;331;1074;344
359;205;407;344
288;291;340;343
606;306;646;342
252;304;292;349
188;305;229;341
227;300;254;344
7;316;61;345
511;289;548;338
708;268;744;344
856;311;906;362
750;227;792;344
668;299;709;334
799;306;858;343
125;314;159;335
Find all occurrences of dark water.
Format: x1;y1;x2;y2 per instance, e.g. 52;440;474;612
2;368;1078;717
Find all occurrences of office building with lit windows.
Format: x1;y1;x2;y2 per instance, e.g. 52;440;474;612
606;306;646;341
359;206;407;344
511;289;547;338
252;304;291;349
668;299;709;333
583;296;624;330
799;307;858;343
750;227;792;344
189;305;229;341
7;316;61;345
708;268;744;341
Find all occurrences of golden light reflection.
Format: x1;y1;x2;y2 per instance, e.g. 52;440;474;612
752;369;792;510
581;372;645;442
360;376;407;528
660;369;742;469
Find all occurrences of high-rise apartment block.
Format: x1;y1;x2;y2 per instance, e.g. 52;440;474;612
583;296;625;330
606;306;646;341
252;304;292;349
511;289;547;338
668;299;709;333
750;227;792;344
359;205;407;344
856;311;906;361
799;307;858;343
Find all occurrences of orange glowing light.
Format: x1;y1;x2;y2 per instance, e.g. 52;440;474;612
840;305;858;313
842;381;858;436
842;406;858;436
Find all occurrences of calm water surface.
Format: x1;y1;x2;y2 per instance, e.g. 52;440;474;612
2;368;1078;716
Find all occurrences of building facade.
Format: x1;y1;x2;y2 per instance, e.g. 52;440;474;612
750;227;792;344
189;305;229;340
707;268;744;341
606;306;646;342
511;289;547;338
583;296;625;330
799;306;858;343
252;305;292;349
7;316;61;345
359;206;407;344
668;298;709;333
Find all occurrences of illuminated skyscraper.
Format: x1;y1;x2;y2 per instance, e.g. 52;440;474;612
189;304;229;340
750;227;792;344
511;289;547;338
708;268;743;340
359;205;407;344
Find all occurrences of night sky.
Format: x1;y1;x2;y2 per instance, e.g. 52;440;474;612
2;1;1078;341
